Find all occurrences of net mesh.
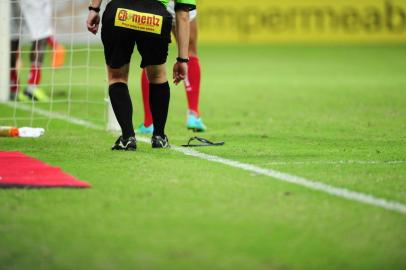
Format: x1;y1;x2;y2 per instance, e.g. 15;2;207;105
1;0;108;130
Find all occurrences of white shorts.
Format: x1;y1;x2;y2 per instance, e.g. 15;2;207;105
11;0;53;41
167;0;197;25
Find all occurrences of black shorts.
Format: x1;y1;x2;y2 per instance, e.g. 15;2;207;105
101;0;172;68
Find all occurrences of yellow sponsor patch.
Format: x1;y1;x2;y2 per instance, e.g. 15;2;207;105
114;8;163;34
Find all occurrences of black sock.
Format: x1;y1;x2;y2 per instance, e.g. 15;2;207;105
149;82;170;136
108;82;135;140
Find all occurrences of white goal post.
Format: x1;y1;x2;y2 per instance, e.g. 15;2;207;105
0;0;10;102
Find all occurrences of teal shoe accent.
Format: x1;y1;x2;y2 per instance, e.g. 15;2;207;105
187;113;197;128
187;113;207;132
136;123;154;134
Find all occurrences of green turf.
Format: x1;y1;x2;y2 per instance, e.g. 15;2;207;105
1;44;406;270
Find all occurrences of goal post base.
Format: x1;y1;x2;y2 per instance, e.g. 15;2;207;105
105;98;121;132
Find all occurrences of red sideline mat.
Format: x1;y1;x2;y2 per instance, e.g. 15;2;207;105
0;151;90;188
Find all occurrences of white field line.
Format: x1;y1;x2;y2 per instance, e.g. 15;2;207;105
3;102;406;215
4;102;103;130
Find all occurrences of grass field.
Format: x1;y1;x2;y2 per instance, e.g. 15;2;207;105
1;44;406;270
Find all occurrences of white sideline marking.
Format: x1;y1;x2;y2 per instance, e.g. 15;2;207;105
4;102;103;130
144;137;406;215
4;102;406;215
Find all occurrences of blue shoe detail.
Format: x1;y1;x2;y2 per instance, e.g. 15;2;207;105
136;123;154;134
187;113;207;132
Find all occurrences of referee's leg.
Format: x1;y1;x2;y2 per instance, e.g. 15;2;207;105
145;64;170;138
107;65;136;140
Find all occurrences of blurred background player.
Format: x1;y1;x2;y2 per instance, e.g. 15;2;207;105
137;0;206;134
10;0;65;102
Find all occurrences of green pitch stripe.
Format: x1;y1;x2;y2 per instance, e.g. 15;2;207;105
7;101;406;215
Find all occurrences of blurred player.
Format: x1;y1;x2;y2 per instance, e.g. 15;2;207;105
10;0;65;102
137;0;206;134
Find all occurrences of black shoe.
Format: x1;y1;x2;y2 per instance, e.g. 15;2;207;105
111;136;137;151
151;135;170;148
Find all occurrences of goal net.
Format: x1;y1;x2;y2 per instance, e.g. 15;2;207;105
0;0;119;132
